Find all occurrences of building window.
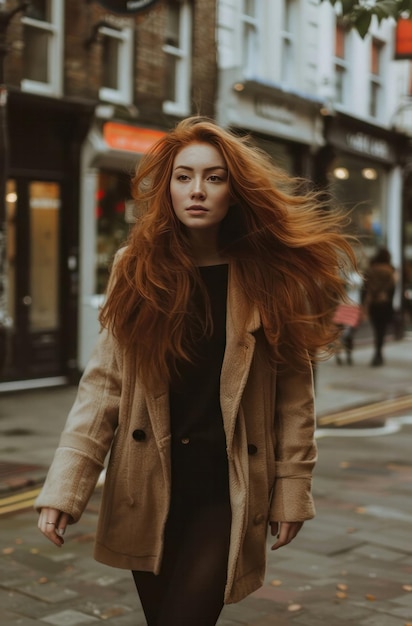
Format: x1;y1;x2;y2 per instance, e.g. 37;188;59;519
241;0;260;78
95;171;132;294
21;0;63;96
163;0;192;116
369;38;384;118
280;0;297;87
99;26;133;105
334;21;350;105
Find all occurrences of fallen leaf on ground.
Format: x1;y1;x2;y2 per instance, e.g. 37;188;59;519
365;594;376;601
270;579;282;586
402;584;412;592
337;583;348;591
287;604;302;612
2;547;14;555
336;591;347;599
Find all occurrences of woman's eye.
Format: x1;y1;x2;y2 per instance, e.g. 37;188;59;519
208;175;221;182
177;174;189;181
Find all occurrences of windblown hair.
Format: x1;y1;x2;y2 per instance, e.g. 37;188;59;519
100;116;356;389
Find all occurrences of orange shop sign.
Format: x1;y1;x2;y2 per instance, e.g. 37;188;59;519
395;18;412;60
103;122;166;153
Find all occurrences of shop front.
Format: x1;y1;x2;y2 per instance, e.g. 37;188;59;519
0;91;94;389
78;119;166;370
323;113;407;281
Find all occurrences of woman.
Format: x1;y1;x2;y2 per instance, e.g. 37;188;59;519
36;117;355;625
363;247;397;366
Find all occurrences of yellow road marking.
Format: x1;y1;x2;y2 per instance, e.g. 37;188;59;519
318;395;412;427
0;487;41;516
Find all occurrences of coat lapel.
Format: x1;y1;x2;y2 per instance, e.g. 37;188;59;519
221;265;261;452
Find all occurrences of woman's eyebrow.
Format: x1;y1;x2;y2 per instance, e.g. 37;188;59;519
173;165;228;172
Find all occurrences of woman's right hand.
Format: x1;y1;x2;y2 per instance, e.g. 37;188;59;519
38;507;71;547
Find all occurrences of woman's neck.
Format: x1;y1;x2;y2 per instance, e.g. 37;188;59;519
188;231;226;267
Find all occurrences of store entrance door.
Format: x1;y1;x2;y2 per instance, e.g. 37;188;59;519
2;179;64;381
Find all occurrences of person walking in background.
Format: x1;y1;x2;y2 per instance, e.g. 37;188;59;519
35;117;355;626
363;247;397;367
333;270;364;365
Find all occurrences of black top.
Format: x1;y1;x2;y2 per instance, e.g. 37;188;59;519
169;264;228;468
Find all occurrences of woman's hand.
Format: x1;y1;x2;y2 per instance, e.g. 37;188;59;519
38;507;71;547
270;521;304;550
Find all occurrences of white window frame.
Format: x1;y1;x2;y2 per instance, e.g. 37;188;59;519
99;25;133;105
280;0;297;88
162;0;192;116
21;0;63;97
240;0;260;79
334;21;350;106
369;37;384;119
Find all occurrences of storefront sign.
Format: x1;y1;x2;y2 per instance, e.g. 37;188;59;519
345;132;390;160
93;0;160;14
328;123;395;164
103;122;166;153
255;98;294;125
395;18;412;60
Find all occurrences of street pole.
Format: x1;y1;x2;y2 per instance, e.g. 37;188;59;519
0;0;29;371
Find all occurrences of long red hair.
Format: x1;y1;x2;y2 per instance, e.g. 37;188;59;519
100;116;356;388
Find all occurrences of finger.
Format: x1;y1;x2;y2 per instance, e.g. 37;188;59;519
56;512;70;538
270;521;279;537
271;522;303;550
38;508;65;547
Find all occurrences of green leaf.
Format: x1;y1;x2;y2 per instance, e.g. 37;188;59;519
373;0;401;18
340;0;359;15
353;10;373;38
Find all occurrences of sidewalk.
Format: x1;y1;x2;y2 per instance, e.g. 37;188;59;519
0;337;412;624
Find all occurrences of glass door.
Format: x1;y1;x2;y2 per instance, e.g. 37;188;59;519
1;179;63;381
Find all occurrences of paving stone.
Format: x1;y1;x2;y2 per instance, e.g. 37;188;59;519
1;612;40;625
359;613;408;626
39;610;100;625
390;592;412;608
19;581;79;603
351;543;406;561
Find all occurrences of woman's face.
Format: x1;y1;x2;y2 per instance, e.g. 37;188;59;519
170;142;232;236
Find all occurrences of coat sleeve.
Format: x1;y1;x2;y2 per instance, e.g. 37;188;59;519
269;357;317;522
34;327;122;523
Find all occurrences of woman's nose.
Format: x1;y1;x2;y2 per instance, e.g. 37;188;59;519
191;179;205;198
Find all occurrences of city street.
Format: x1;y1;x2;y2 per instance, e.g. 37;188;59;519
1;337;412;625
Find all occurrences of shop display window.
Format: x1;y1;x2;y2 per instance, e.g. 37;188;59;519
328;155;387;263
95;170;132;294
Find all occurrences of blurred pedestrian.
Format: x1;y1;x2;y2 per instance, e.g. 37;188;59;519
362;247;397;366
333;270;363;365
35;117;355;626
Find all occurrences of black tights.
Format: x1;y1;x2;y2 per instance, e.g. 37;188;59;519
132;500;231;626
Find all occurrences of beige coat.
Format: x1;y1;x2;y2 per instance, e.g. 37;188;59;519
35;266;317;604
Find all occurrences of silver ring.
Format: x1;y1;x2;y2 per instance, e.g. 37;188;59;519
46;522;55;525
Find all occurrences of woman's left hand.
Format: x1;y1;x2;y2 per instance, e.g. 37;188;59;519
270;521;304;550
